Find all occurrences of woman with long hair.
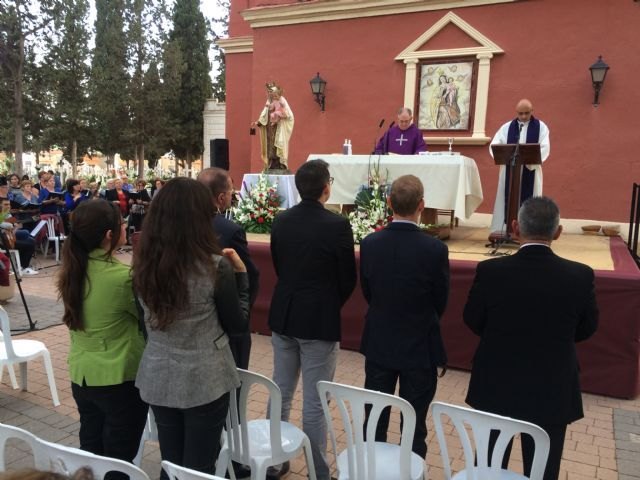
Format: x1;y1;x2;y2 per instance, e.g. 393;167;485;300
56;200;148;469
133;177;249;479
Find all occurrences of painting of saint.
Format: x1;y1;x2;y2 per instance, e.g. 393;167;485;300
418;61;474;131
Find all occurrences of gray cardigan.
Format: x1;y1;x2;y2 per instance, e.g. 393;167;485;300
136;255;250;408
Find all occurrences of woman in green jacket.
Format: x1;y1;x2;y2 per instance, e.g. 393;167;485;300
57;199;148;468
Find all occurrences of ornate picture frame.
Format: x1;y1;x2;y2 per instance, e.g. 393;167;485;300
417;59;476;132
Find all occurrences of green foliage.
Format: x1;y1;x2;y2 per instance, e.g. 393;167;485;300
90;0;130;157
163;0;212;163
44;0;92;168
209;0;228;102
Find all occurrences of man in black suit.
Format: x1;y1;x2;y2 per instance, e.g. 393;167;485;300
464;196;598;480
269;159;357;480
198;167;260;367
359;174;449;458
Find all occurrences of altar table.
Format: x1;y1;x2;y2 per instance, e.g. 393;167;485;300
308;153;483;218
241;174;299;209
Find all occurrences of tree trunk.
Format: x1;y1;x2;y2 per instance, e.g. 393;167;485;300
12;31;26;177
71;139;77;177
137;144;145;180
186;150;192;178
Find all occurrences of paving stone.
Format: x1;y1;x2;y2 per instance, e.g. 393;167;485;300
617;459;640;476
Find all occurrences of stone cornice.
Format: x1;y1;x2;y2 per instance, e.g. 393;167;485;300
241;0;521;29
217;36;254;54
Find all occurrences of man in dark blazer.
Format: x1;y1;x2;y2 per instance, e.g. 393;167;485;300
360;174;449;458
198;167;260;367
464;196;598;480
269;159;357;480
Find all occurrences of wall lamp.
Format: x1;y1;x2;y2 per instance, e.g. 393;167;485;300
589;55;610;106
309;72;327;111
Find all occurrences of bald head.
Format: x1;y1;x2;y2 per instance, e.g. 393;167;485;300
397;107;414;131
516;99;533;122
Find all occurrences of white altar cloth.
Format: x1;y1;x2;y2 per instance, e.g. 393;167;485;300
241;174;300;209
308;154;483;218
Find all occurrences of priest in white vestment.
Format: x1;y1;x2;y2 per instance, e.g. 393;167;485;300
489;99;550;233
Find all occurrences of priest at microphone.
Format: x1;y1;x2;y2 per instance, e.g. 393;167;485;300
489;98;550;233
374;107;427;155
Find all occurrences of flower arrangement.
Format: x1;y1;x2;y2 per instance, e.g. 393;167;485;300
348;173;393;244
232;174;282;233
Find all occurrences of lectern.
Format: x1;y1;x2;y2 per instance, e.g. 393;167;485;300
489;143;542;241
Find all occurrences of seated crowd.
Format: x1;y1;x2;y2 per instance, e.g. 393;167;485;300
0;172;164;276
1;163;598;480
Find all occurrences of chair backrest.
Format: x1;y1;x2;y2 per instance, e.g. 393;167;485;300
34;437;150;480
162;460;227;480
317;381;416;480
431;401;550;480
0;306;18;360
46;217;58;238
224;368;285;464
0;422;42;470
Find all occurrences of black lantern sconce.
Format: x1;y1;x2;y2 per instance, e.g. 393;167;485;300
589;55;610;106
309;72;327;111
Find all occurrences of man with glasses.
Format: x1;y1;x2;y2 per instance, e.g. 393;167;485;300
489;98;551;233
267;159;356;480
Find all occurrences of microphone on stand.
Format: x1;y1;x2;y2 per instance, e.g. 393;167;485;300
369;119;387;184
383;121;395;155
372;119;386;154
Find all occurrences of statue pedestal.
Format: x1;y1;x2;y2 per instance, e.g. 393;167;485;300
266;168;291;175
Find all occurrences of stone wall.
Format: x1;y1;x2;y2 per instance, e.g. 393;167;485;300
202;100;226;169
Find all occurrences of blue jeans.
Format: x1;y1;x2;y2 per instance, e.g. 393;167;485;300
152;393;230;480
271;333;338;480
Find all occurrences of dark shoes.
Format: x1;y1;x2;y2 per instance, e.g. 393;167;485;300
266;461;290;480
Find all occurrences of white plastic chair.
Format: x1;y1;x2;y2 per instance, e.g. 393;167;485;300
215;368;317;480
133;409;159;466
163;460;228;480
0;422;150;479
36;437;151;480
0;306;60;406
43;216;66;264
0;422;41;470
431;401;550;480
317;381;425;480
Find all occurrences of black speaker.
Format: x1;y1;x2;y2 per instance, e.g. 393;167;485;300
210;138;229;170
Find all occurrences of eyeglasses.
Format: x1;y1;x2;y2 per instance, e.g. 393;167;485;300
329;177;334;185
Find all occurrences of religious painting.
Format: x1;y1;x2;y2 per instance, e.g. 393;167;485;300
417;60;475;131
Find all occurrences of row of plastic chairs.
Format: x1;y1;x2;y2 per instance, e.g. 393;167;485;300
131;368;549;480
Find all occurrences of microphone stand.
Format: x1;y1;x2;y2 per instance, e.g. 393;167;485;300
383;121;395;156
369;119;386;188
0;230;36;331
489;123;523;256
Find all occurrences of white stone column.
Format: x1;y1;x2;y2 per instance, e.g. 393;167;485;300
472;53;493;139
403;59;419;108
